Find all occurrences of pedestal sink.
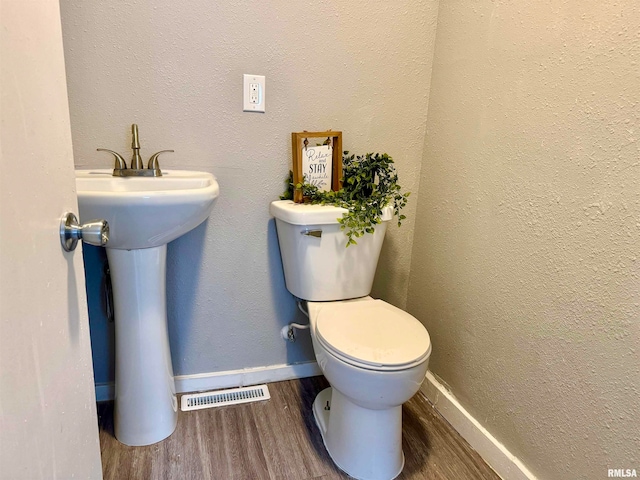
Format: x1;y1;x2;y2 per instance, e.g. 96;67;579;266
76;169;219;446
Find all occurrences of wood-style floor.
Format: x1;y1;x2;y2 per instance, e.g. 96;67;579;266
98;376;500;480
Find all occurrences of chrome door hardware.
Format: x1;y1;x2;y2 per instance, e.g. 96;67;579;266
60;212;109;252
301;229;322;238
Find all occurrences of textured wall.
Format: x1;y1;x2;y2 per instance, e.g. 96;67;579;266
407;0;640;478
60;1;440;379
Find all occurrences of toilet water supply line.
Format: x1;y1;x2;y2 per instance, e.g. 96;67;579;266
281;301;310;342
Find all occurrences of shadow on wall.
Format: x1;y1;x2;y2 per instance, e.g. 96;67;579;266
166;220;208;374
372;229;409;309
82;217;315;388
81;221;209;385
81;245;114;385
267;218;315;365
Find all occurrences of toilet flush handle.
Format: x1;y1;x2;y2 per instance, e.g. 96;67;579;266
301;229;322;238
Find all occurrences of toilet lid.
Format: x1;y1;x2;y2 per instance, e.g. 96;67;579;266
315;300;431;371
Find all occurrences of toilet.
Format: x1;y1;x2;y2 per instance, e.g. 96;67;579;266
270;200;432;480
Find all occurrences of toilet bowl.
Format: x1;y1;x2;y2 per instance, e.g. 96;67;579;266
308;298;430;480
270;200;431;480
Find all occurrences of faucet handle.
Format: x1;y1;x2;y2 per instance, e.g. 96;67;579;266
97;148;127;176
147;150;174;176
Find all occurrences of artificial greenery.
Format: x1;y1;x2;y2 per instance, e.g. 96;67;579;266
280;152;410;246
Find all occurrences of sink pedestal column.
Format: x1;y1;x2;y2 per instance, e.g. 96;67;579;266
106;245;178;446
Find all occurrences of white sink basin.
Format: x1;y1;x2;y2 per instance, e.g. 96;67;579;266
75;168;219;446
76;169;219;249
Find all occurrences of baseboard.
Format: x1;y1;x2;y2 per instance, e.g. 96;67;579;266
174;361;322;393
95;361;321;402
421;371;537;480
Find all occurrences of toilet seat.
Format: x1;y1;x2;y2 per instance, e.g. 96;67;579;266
315;299;431;372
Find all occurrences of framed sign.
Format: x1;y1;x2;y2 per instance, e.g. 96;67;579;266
291;131;343;203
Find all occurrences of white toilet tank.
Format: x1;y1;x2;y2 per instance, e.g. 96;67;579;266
270;200;393;301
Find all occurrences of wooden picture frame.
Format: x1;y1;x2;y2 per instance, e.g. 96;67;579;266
291;131;343;203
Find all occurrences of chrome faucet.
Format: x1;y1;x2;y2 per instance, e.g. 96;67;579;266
97;124;174;177
130;124;144;170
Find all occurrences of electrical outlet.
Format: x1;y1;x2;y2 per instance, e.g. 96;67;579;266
249;83;259;104
243;74;265;113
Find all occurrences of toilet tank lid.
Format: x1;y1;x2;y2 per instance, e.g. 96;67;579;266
270;200;393;225
316;300;431;369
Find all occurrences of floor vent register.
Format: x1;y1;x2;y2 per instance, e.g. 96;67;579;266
180;384;271;411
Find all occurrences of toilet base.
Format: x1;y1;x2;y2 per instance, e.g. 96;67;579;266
313;387;404;480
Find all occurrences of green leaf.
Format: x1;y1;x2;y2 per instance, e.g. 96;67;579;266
275;151;409;247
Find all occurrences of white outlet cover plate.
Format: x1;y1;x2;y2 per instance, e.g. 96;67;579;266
243;74;266;113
